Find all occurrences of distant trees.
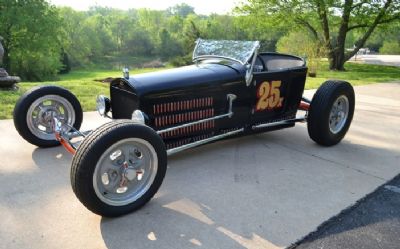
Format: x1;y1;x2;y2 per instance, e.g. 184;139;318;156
380;41;400;54
0;0;63;80
1;1;399;80
167;3;195;17
276;31;325;76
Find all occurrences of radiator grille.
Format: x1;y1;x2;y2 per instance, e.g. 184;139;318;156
110;85;138;119
153;97;215;139
153;97;213;114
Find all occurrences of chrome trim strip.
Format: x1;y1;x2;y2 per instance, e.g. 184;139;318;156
193;55;244;65
246;44;260;86
167;128;244;156
65;130;92;139
157;113;231;135
251;117;307;130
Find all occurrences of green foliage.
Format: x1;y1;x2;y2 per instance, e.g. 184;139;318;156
0;67;165;119
276;31;326;75
1;1;399;81
237;0;400;70
158;29;183;60
380;41;400;54
0;0;63;80
167;3;195;17
169;54;193;67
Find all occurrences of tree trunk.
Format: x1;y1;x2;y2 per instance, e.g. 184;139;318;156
328;47;346;71
2;26;12;73
2;45;10;73
332;0;393;70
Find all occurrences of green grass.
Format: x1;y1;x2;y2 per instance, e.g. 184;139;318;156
0;68;162;119
305;61;400;89
0;62;399;120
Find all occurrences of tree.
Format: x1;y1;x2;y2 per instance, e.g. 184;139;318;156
276;31;326;76
59;7;96;67
0;0;63;80
233;12;288;51
158;29;182;59
238;0;400;70
167;3;195;17
380;41;400;54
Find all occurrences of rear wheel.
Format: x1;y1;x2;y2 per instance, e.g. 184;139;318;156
70;120;167;217
13;85;82;147
307;80;355;146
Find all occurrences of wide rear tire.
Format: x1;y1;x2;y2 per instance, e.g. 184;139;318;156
70;120;167;217
307;80;355;146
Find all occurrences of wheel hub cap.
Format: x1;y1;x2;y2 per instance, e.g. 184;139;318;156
93;138;158;206
26;95;75;140
329;95;349;134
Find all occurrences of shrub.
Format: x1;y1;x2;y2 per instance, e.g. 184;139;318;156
380;41;400;55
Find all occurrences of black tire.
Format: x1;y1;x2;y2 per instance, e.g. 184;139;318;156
13;85;83;147
70;120;167;217
307;80;355;146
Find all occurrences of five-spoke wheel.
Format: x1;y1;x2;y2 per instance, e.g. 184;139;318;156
14;86;82;147
70;120;167;217
93;138;158;206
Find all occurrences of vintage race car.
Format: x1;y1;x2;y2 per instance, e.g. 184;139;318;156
13;39;355;217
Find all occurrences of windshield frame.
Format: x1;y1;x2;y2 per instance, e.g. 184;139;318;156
192;39;260;65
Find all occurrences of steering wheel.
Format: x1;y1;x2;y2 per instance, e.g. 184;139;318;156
252;55;266;72
257;55;267;72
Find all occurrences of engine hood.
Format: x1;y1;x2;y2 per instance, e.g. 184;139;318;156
124;62;245;96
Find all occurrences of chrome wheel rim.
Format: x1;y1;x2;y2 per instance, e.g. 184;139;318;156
329;95;349;134
26;95;75;140
93;138;158;206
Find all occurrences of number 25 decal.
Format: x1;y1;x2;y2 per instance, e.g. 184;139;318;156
256;80;284;111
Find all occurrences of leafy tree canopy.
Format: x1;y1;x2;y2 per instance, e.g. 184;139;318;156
238;0;400;70
0;0;63;80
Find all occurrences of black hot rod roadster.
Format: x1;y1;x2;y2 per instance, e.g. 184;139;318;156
13;39;355;217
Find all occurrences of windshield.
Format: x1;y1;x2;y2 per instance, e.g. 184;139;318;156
193;39;260;65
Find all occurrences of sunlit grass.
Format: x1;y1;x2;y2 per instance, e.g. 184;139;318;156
0;63;399;119
305;61;400;89
0;68;163;119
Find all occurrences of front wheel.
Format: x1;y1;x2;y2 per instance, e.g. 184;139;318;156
70;120;167;217
307;80;355;146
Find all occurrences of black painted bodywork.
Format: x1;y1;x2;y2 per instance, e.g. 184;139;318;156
110;53;307;149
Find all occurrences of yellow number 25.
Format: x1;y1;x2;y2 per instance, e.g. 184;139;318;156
256;81;284;111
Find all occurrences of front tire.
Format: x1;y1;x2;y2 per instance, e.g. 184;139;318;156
307;80;355;146
70;120;167;217
13;85;83;147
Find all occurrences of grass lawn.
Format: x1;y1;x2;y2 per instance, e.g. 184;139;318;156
0;62;399;120
306;61;400;89
0;68;160;119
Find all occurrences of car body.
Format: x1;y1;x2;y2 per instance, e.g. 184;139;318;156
13;39;355;217
107;40;308;153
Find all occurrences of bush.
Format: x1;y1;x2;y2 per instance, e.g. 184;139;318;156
380;41;400;55
276;31;325;76
169;54;193;67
